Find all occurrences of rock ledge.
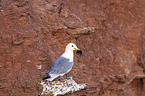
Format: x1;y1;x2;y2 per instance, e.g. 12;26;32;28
40;77;87;96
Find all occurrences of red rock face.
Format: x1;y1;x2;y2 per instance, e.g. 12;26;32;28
0;0;144;96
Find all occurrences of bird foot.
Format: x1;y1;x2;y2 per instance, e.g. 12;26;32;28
58;77;71;81
58;78;64;81
66;77;71;80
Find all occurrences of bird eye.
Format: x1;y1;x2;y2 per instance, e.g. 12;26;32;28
72;45;74;47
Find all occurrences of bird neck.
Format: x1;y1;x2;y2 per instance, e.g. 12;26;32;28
61;50;74;62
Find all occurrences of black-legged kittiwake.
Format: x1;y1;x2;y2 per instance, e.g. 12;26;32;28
43;43;82;81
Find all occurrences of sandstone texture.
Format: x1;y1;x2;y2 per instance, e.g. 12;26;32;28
0;0;145;96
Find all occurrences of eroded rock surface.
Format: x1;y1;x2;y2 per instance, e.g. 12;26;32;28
0;0;144;96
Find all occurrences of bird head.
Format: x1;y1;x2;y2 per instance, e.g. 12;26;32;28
64;43;82;56
66;43;79;51
65;43;82;55
65;43;78;51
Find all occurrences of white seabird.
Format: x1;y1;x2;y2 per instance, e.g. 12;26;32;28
43;43;81;81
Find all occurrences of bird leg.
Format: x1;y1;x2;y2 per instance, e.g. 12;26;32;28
58;76;65;81
57;74;71;81
65;74;71;80
58;74;71;81
58;76;61;81
65;74;67;79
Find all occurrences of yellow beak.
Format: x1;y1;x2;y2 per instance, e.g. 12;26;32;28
74;48;80;51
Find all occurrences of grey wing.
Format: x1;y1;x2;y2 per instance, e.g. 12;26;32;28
49;56;73;75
